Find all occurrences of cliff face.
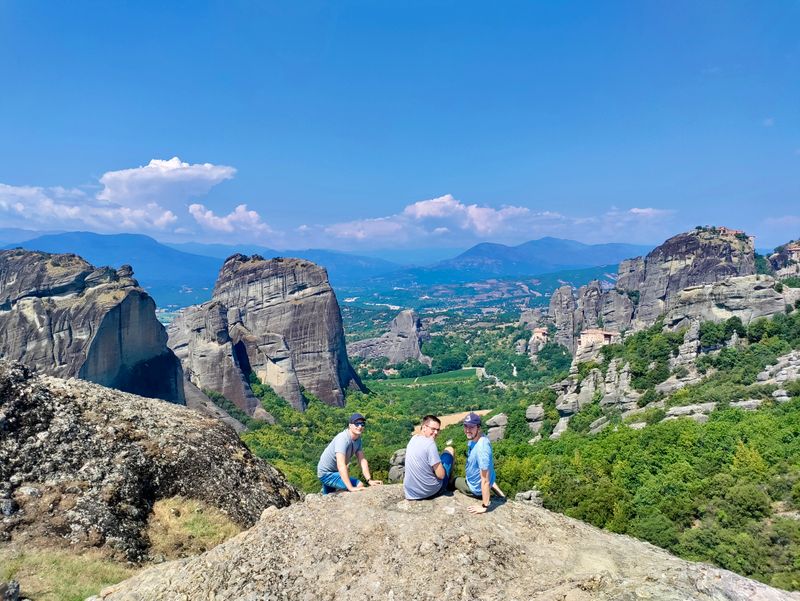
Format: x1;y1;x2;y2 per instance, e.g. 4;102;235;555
168;255;363;412
97;485;797;601
550;228;766;353
348;309;431;365
0;250;184;403
624;228;756;328
0;362;301;561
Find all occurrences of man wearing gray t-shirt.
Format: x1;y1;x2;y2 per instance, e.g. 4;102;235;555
403;415;454;500
317;413;382;494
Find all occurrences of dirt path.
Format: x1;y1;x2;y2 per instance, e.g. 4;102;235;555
412;409;492;434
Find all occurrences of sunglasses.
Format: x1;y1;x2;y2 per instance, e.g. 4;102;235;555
352;422;366;428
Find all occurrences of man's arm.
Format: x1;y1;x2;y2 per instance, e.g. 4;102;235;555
357;450;382;485
467;468;492;514
432;462;445;480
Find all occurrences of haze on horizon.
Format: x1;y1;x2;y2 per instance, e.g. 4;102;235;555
0;2;798;251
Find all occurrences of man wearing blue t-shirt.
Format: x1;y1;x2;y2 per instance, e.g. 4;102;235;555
455;412;498;513
317;413;382;493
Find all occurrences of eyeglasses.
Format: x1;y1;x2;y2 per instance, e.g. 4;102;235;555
353;422;366;428
425;424;440;432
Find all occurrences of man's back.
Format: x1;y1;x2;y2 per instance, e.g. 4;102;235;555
403;435;443;500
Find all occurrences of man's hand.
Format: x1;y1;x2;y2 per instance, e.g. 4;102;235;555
367;479;383;486
349;486;366;493
467;504;488;514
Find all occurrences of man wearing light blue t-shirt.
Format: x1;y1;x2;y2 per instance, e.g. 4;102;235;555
455;412;499;514
317;413;382;493
403;415;454;500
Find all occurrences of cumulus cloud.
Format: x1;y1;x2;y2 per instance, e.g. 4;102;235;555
317;195;674;247
402;194;530;235
0;157;279;242
189;203;273;234
98;157;236;207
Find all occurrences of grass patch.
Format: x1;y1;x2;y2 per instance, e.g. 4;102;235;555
371;368;478;387
145;496;242;559
0;546;138;601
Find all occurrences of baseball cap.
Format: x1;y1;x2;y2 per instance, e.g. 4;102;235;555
463;412;482;426
349;412;367;424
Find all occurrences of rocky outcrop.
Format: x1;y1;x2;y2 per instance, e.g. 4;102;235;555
0;250;184;403
348;309;431;365
624;227;755;328
663;275;786;330
0;362;301;560
549;285;578;352
96;486;798;601
551;228;768;352
769;241;800;277
756;350;800;387
168;255;364;412
485;413;507;442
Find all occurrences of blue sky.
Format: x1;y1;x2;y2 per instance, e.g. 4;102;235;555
0;1;798;251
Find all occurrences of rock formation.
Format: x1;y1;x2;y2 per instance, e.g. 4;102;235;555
96;486;798;601
348;309;431;365
0;361;301;561
769;241;800;277
168;255;364;412
663;275;788;329
549;228;778;353
0;249;184;403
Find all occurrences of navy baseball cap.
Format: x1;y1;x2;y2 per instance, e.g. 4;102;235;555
463;412;482;426
349;413;366;424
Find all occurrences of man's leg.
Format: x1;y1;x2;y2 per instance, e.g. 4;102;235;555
438;448;455;494
319;471;361;494
454;477;479;498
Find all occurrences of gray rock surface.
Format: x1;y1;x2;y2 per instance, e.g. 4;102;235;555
756;350;800;386
168;255;364;412
664;275;785;330
0;580;20;601
549;285;577;352
626;228;755;328
96;485;799;601
0;249;184;404
0;361;301;561
551;228;766;352
348;310;431;366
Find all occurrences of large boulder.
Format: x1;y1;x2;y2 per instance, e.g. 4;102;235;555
169;255;364;412
96;486;797;601
0;250;183;403
0;362;301;560
348;309;431;365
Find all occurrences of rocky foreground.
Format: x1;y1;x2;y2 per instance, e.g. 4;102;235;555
0;362;301;561
97;486;799;601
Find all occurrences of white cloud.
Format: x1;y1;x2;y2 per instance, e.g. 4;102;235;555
189;203;273;234
402;194;530;235
628;207;673;218
314;195;675;247
0;183;179;232
0;158;265;240
98;157;236;207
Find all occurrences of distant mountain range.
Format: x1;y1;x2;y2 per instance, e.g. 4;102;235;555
3;232;401;307
3;231;654;308
372;237;653;285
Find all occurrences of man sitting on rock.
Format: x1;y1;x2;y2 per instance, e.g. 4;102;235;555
455;412;503;513
317;413;382;493
403;415;455;500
